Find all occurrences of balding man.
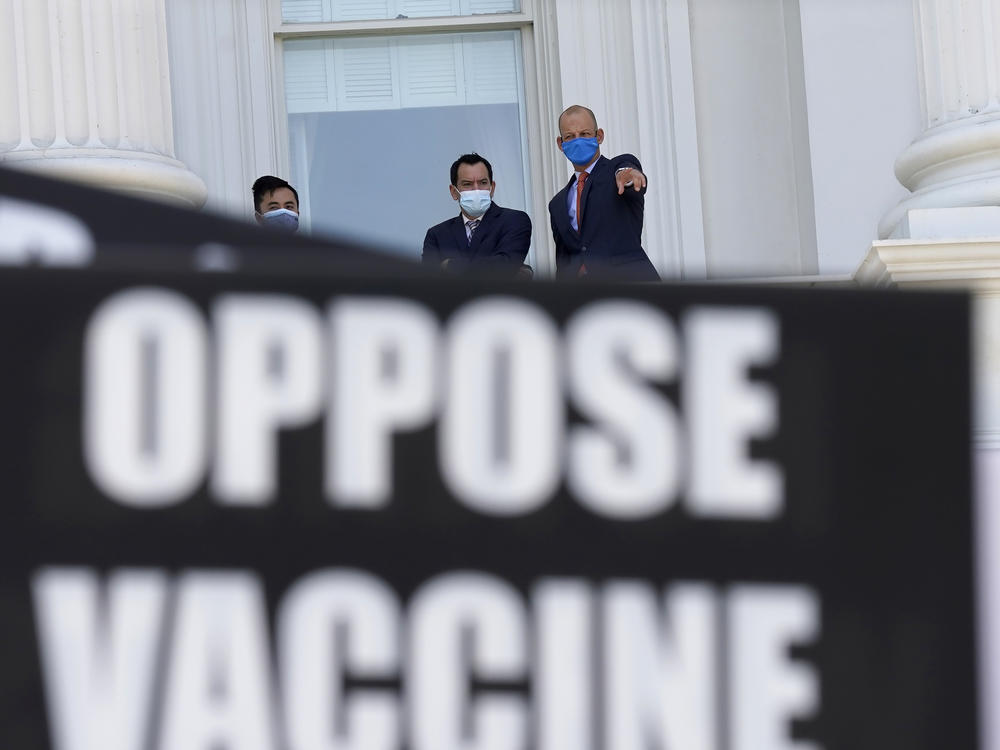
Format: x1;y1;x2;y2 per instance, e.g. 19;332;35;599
548;105;659;281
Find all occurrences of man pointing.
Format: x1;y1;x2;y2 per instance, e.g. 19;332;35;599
548;105;659;281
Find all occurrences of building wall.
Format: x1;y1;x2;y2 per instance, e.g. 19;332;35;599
162;0;925;280
799;0;921;276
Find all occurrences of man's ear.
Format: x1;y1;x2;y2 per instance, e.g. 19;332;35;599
490;182;497;198
596;128;605;145
449;185;461;201
556;136;564;150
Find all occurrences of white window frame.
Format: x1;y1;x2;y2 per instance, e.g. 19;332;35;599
264;0;564;275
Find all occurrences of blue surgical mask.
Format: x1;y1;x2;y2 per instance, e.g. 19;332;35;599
458;189;492;218
260;208;299;233
561;136;600;166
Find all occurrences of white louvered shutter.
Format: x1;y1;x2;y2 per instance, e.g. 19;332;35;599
285;30;521;114
284;40;336;114
461;0;518;13
282;0;329;22
335;39;399;110
398;0;461;17
330;0;394;21
462;32;518;104
399;37;464;108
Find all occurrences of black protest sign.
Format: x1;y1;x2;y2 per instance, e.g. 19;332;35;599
0;269;975;750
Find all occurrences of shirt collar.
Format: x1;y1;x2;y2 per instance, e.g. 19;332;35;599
575;158;599;179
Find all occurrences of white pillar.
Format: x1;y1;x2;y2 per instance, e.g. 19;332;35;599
164;0;279;218
880;0;1000;238
0;0;206;207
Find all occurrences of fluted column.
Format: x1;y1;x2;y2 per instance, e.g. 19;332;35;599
0;0;206;207
880;0;1000;237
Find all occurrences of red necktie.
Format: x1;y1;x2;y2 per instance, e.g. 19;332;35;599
575;171;587;231
576;171;588;276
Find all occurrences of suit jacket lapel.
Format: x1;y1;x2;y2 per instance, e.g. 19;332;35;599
451;215;470;255
576;156;611;237
578;156;609;239
468;203;500;257
554;180;578;246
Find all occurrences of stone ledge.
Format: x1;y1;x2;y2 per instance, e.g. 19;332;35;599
857;239;1000;291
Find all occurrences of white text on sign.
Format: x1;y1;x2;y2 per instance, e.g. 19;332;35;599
33;567;820;750
83;290;784;520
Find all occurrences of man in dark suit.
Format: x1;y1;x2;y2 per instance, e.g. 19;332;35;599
549;105;659;281
422;153;532;277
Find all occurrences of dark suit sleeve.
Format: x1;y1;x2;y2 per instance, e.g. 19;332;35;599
550;208;573;279
487;210;531;267
613;155;647;201
421;227;442;267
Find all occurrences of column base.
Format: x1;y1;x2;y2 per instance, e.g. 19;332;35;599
879;173;1000;239
879;114;1000;238
0;149;208;208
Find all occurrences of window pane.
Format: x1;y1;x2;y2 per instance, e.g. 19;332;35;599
284;31;530;261
282;0;520;24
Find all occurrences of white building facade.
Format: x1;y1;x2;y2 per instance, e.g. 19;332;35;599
4;0;1000;745
160;0;925;280
0;0;930;277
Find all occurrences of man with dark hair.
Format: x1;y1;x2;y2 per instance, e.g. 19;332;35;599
549;105;659;281
422;153;532;277
252;175;300;233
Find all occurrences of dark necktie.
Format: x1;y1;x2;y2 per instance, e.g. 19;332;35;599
466;219;480;244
